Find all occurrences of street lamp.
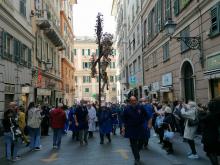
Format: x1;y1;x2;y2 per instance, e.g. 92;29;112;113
164;20;201;50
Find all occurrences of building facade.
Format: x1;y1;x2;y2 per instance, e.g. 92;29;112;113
141;0;220;104
60;0;76;106
73;37;117;103
112;0;143;102
0;0;34;120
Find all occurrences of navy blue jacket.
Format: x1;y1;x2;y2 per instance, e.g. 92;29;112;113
123;104;148;139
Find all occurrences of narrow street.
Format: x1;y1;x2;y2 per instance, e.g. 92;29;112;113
0;131;211;165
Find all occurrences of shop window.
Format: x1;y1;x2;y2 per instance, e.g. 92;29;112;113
210;79;220;99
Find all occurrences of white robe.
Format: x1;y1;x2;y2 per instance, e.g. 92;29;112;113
88;106;97;132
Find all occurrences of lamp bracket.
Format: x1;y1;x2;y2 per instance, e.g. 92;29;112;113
173;36;201;50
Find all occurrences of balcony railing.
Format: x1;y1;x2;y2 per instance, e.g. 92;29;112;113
36;10;51;29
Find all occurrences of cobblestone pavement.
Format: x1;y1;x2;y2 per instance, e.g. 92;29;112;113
0;131;213;165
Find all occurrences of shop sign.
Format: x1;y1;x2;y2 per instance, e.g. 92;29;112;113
207;53;220;71
55;91;63;98
4;84;15;94
152;82;159;91
37;88;51;96
162;73;172;86
22;86;30;94
129;76;136;88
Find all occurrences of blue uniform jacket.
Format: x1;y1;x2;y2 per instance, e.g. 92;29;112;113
97;107;113;134
123;104;148;139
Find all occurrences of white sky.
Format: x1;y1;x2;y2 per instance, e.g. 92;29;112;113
73;0;116;37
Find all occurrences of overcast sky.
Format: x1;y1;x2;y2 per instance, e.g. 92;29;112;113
73;0;116;37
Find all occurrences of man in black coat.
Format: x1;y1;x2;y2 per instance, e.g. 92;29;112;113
122;96;148;165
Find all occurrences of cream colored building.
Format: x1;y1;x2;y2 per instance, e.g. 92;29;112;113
73;37;117;103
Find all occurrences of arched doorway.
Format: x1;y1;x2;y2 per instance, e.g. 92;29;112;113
181;61;195;102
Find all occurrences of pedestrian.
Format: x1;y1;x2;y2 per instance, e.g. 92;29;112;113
200;98;220;165
97;103;113;144
27;102;42;151
68;105;79;140
74;102;89;146
181;101;199;159
50;103;66;149
140;97;153;149
87;103;97;138
40;105;50;136
111;104;119;135
2;108;22;161
122;96;148;165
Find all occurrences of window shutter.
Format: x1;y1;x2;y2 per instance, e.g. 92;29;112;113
155;2;158;34
157;0;162;31
3;32;6;57
88;49;90;55
174;0;179;16
210;5;220;36
165;0;171;20
14;39;18;61
82;49;84;55
28;48;31;68
0;31;3;57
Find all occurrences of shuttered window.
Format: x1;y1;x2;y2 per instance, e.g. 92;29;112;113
180;26;190;53
20;0;26;17
28;49;32;68
163;42;170;61
0;30;3;57
174;0;180;16
165;0;171;21
210;4;220;37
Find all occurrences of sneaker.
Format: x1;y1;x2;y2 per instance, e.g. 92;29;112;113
187;152;192;156
12;157;21;162
188;154;199;159
35;147;41;151
53;145;58;149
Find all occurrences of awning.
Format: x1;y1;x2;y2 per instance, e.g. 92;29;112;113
160;86;171;92
204;69;220;79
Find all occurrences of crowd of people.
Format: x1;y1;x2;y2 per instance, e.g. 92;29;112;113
1;96;220;165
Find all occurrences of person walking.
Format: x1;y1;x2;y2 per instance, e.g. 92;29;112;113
181;101;199;159
97;103;113;144
200;98;220;165
122;96;148;165
68;105;79;141
40;105;50;136
50;103;66;149
2;108;22;161
87;103;97;138
27;102;42;151
74;102;89;146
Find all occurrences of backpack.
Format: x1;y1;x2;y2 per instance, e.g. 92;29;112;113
27;108;42;128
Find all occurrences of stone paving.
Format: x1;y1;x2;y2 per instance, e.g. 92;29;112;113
0;131;213;165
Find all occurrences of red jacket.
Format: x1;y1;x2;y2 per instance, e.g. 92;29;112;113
50;108;66;129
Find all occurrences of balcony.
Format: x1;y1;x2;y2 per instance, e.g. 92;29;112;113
36;10;65;49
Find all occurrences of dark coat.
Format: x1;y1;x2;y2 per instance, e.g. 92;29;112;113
75;105;88;130
162;113;176;131
200;112;220;154
97;107;113;134
122;104;148;139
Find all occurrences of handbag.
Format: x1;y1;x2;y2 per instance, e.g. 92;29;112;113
188;118;199;126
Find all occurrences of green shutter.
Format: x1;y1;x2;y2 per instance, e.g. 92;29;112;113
165;0;171;20
88;49;90;55
174;0;179;16
28;48;31;68
82;49;84;55
157;0;162;31
3;32;6;57
14;39;18;61
155;2;158;34
210;4;220;36
0;31;3;57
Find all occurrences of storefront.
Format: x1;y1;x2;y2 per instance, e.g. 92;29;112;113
35;88;51;105
149;82;160;101
161;73;174;102
4;84;15;110
204;53;220;99
55;90;64;107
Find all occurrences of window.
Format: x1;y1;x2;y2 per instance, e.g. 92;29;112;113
75;76;78;84
132;32;135;51
83;76;91;83
136;0;139;13
145;56;149;70
156;0;162;32
143;19;147;45
174;0;191;16
5;33;13;60
137;24;140;45
138;56;141;71
132;5;135;22
210;3;220;37
66;84;69;93
180;26;190;53
112;87;116;92
110;76;114;82
148;10;153;42
73;49;77;55
82;49;85;55
83;62;91;69
129;64;132;75
20;0;26;17
163;42;169;61
133;60;137;73
96;49;99;56
152;51;157;67
165;0;171;21
112;49;116;56
84;88;89;93
88;49;90;55
27;49;31;68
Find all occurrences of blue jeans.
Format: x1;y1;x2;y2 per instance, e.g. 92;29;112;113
4;132;20;160
29;127;41;149
53;128;63;148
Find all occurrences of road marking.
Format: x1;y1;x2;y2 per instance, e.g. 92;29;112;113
114;149;129;160
41;153;58;163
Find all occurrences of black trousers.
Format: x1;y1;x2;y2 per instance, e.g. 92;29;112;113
188;139;197;154
100;133;111;142
129;138;144;161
